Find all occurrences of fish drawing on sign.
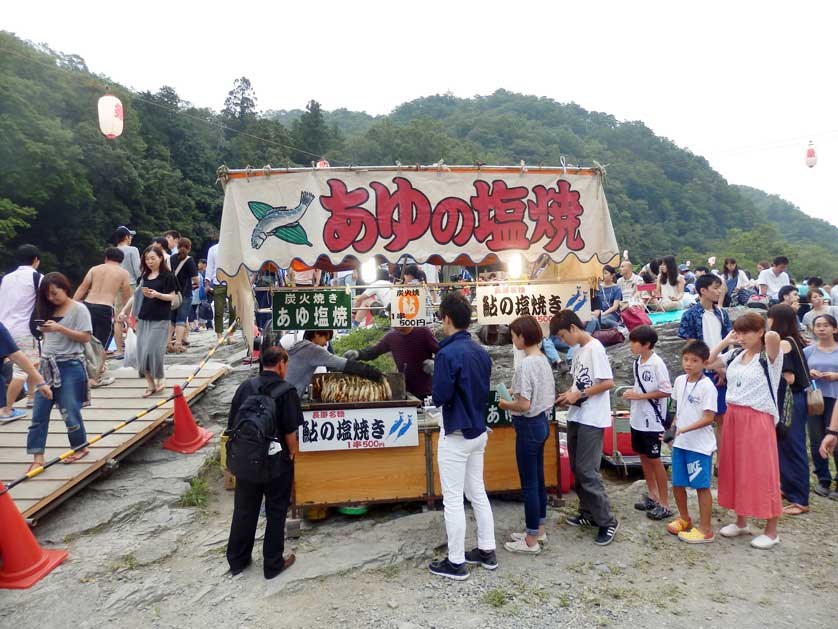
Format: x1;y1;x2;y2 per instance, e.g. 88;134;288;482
249;191;315;249
396;415;413;439
387;413;405;438
565;285;587;312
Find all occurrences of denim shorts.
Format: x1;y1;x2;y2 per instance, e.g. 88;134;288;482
671;447;712;489
171;295;192;325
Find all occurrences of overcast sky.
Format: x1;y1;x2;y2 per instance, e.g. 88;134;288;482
5;1;837;225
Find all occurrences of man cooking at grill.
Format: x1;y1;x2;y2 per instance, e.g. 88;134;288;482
285;329;383;398
343;326;439;399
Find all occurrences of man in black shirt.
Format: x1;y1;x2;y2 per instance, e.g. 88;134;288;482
226;346;302;579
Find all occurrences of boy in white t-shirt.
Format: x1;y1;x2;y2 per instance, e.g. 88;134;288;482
554;310;619;546
666;341;718;544
623;326;673;521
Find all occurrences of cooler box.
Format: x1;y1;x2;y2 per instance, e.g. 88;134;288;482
602;416;637;457
559;445;574;494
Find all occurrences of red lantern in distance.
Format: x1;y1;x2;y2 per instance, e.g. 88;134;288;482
805;141;817;168
98;94;124;139
315;159;330;168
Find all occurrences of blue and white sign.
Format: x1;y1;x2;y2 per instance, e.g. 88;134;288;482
300;406;419;452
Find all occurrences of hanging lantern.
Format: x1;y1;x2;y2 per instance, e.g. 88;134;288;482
97;93;124;139
805;141;817;168
315;159;330;168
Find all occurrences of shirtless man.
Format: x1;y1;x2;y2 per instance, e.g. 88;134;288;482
74;247;132;385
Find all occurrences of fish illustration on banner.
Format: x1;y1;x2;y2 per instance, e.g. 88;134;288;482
249;191;315;249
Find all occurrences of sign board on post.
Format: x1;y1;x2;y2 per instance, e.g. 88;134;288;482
300;406;419;452
485;390;556;428
273;289;352;330
476;283;592;326
389;286;433;328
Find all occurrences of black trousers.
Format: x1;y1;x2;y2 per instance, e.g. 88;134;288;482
226;459;293;577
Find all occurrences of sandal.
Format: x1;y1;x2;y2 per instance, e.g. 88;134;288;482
27;461;43;473
173;344;186;354
666;517;693;535
62;449;89;464
142;388;156;398
782;503;809;516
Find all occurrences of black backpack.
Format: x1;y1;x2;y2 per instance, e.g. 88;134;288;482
224;379;292;483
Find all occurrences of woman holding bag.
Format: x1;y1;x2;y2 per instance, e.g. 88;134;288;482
804;314;838;498
768;304;813;516
498;315;555;554
118;245;178;397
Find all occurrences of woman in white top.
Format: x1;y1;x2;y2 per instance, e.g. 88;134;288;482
802;289;838;334
708;311;783;549
656;256;688;311
499;315;556;554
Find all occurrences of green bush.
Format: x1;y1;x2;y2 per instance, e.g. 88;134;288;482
331;319;396;373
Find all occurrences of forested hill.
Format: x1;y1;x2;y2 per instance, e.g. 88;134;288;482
2;30;836;281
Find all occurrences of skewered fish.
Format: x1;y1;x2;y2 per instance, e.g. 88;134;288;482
317;375;392;403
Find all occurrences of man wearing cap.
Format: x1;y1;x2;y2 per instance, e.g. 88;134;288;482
112;226;140;358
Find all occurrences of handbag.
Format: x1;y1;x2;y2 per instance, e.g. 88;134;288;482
621;305;652;332
169;258;188;311
592;328;624;347
789;339;824;415
633;358;673;429
753;350;790;440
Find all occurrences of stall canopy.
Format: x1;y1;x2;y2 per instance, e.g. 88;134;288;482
215;165;620;346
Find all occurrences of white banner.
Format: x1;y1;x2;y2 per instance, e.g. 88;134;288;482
299;406;419;452
476;282;592;325
216;166;618;274
389;286;433;327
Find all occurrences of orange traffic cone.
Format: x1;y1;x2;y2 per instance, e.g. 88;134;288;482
0;482;68;589
162;385;214;454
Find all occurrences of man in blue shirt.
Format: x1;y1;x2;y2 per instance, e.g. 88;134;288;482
428;292;497;580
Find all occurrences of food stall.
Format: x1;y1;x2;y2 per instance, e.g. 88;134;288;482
214;164;619;512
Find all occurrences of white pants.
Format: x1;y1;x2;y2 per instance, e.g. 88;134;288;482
437;430;496;564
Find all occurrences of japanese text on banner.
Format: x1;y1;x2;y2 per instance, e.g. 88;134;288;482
273;289;352;330
390;286;433;328
299;406;419;452
476;283;592;325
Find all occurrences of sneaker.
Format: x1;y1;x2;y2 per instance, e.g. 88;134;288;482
510;531;547;543
428;558;469;581
750;534;780;550
594;521;619;546
719;523;752;538
829;491;838;502
634;495;657;511
566;513;595;527
647;505;674;521
813;482;831;498
666;517;692;536
503;537;541;554
678;528;716;544
464;548;498;570
0;408;27;422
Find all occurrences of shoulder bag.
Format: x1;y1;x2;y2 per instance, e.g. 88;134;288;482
633;358;673;429
789;339;824;415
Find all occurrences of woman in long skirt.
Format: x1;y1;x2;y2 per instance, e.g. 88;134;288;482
118;245;178;397
709;312;783;549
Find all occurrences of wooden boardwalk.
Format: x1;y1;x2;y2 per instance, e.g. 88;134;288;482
0;362;228;522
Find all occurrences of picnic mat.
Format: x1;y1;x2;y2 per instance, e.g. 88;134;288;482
648;310;685;325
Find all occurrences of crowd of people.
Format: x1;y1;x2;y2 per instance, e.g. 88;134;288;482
3;237;837;583
0;226;232;470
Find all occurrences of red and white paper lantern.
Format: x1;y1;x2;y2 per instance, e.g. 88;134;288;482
98;94;124;139
315;159;330;168
805;141;817;168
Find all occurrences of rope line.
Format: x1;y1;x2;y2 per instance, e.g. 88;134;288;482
0;321;238;498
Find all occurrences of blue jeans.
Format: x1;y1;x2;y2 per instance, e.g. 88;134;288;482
513;413;549;534
26;360;88;455
778;390;810;506
599;313;621;329
809;396;838;484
